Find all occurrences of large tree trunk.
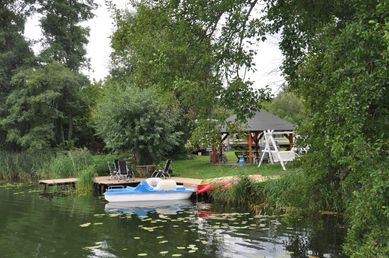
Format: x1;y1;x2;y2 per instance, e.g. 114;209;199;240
133;146;141;165
68;113;73;142
59;118;65;144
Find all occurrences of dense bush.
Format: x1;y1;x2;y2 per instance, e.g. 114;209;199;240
94;84;182;165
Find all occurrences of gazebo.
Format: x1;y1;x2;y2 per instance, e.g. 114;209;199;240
213;110;295;163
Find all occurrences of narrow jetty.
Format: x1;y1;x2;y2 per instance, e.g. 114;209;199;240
39;176;202;194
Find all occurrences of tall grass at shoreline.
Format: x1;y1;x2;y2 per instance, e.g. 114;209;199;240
0;150;125;182
211;176;265;207
0;151;52;182
37;150;94;179
76;165;97;195
210;170;312;214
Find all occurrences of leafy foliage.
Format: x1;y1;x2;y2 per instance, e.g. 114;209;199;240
110;2;270;151
0;0;35;150
38;0;96;71
94;83;182;164
0;62;89;150
264;90;305;125
265;0;389;256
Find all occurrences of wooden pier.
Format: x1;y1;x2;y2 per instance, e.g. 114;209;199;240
39;176;202;193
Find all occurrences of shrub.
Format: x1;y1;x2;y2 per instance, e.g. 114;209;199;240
94;84;182;165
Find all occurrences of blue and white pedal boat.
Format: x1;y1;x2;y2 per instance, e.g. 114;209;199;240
104;178;195;203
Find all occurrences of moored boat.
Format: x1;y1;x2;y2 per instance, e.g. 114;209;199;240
104;178;194;202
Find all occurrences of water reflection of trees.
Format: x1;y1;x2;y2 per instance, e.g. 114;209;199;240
282;215;347;258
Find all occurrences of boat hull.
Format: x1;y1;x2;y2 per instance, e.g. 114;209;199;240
104;191;193;202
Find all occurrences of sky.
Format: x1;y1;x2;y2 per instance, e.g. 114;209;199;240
24;0;285;94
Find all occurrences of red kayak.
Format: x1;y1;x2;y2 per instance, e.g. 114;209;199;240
196;179;234;194
196;175;269;194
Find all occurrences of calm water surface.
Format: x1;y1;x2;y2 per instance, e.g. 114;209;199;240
0;185;346;258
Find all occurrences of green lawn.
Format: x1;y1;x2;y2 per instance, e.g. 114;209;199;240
172;152;300;179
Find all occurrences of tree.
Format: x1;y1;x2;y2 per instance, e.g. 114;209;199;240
0;62;88;150
264;90;305;125
265;1;389;256
149;0;389;255
110;3;270;153
38;0;96;71
94;83;182;164
0;0;35;150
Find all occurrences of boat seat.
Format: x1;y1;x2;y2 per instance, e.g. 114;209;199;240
154;180;177;191
146;178;163;188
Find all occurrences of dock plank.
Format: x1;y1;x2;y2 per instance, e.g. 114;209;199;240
39;178;78;185
93;176;202;188
40;176;202;188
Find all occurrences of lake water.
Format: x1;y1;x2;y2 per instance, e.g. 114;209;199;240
0;185;347;257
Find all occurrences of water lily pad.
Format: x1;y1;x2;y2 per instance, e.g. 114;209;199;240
80;223;91;228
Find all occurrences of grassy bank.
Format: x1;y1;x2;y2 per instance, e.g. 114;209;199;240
0;150;300;195
210;170;310;214
172;153;298;179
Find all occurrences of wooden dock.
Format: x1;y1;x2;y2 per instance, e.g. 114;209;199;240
39;176;202;193
39;178;78;190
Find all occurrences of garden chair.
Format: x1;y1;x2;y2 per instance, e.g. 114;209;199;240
151;159;172;178
117;160;135;180
107;160;119;180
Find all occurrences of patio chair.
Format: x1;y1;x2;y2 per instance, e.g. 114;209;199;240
107;161;119;180
151;159;172;178
117;160;135;180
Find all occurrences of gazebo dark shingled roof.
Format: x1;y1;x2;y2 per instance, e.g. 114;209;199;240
213;110;295;164
221;110;295;133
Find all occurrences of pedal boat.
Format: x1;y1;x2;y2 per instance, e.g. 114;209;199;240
104;178;195;203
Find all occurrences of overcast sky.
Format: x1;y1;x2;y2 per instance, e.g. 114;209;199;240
24;0;285;94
